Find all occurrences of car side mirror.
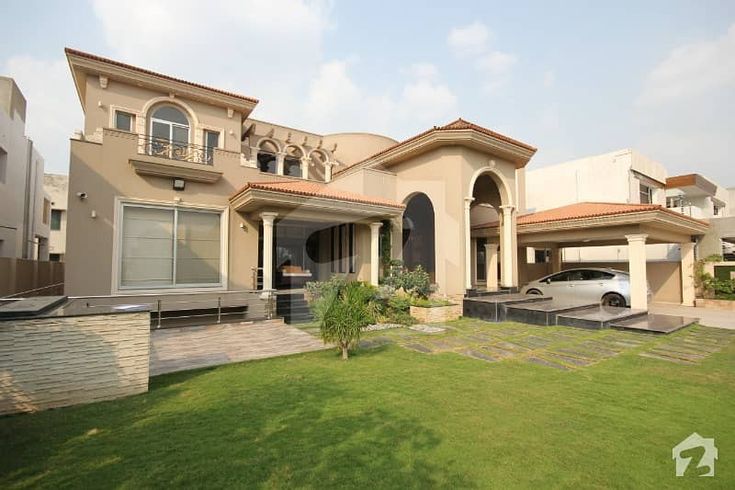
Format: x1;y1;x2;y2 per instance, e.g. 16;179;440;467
544;278;551;284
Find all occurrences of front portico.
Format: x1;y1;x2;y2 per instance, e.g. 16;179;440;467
230;180;403;290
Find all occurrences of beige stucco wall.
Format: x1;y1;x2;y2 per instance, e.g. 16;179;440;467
558;261;682;304
322;132;398;168
0;311;149;415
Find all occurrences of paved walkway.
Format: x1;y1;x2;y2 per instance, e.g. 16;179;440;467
150;320;327;376
649;303;735;330
359;319;735;370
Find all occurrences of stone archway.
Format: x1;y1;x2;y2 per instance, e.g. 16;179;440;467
402;193;436;282
465;168;516;291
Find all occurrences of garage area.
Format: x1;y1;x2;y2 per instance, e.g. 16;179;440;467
472;202;709;310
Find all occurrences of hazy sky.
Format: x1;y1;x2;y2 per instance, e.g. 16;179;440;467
1;0;733;185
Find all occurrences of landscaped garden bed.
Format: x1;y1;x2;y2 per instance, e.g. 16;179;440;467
409;298;461;323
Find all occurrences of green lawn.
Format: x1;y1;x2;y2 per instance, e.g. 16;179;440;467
1;321;734;488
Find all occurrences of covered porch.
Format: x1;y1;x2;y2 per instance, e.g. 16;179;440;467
230;181;404;290
472;203;709;309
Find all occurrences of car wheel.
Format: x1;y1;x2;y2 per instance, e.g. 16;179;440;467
526;289;543;295
601;292;626;307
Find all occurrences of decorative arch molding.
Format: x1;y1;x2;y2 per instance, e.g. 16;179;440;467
283;143;306;157
139;96;201;145
467;166;513;207
254;136;283;154
307;147;332;161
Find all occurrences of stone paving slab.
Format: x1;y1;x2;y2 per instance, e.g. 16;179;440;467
526;356;570;371
150;320;328;376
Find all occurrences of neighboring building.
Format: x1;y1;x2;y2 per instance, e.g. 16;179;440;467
0;77;49;261
44;174;68;261
665;174;735;259
526;149;670;263
64;48;707;310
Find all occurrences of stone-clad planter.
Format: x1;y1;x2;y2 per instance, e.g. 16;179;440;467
410;303;461;323
695;298;735;311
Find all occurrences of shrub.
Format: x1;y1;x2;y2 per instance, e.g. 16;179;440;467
382;264;432;298
315;281;379;360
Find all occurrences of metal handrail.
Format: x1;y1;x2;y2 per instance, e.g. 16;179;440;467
3;282;64;298
138;134;215;165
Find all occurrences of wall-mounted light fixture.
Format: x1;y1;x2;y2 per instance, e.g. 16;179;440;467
173;178;185;191
76;192;87;200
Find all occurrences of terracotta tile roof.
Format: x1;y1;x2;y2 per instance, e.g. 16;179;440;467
473;202;708;228
65;48;259;104
233;180;405;208
335;118;536;176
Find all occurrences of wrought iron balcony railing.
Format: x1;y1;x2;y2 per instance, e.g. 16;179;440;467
138;135;215;165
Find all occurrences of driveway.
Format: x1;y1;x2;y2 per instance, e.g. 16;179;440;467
649;303;735;330
150;319;327;376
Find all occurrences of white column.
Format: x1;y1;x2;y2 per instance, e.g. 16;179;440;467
370;222;382;286
680;241;695;306
276;152;285;175
261;212;278;290
500;205;515;288
301;157;309;179
485;243;498;290
626;234;648;310
464;197;475;290
325;162;333;183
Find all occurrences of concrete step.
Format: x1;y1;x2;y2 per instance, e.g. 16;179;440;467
610;314;698;334
283;312;315;324
465;287;516;298
505;301;600;326
556;306;648;330
463;294;552;322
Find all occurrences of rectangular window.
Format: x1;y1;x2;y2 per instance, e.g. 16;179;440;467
115;111;134;132
639;183;653;204
49;253;62;262
204;130;219;165
120;204;222;289
257;152;278;174
50;209;62;231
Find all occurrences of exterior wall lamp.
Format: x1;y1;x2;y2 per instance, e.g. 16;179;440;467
173;178;185;191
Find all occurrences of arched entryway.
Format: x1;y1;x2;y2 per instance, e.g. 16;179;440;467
467;169;515;291
402;193;435;282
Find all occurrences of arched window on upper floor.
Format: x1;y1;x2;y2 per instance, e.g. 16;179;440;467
257;140;279;174
283;146;304;178
148;105;191;160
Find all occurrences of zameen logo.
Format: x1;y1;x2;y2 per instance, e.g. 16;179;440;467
672;433;718;477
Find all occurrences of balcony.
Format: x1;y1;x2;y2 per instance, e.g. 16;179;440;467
129;135;225;184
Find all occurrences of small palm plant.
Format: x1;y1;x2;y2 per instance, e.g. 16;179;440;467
316;281;378;360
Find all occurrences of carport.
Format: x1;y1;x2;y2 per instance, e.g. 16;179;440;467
472;203;709;309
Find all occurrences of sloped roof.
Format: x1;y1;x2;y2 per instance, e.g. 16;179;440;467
65;47;259;104
334;117;536;176
473;202;708;229
231;180;404;208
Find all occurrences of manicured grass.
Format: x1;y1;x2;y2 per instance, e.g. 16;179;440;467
1;322;734;488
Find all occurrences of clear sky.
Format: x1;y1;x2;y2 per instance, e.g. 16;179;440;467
1;0;733;185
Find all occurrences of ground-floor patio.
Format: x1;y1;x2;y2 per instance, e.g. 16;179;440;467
149;319;327;376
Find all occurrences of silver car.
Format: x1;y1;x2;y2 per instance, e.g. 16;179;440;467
521;268;650;307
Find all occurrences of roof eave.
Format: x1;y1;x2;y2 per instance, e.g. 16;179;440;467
336;128;536;180
65;49;258;115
